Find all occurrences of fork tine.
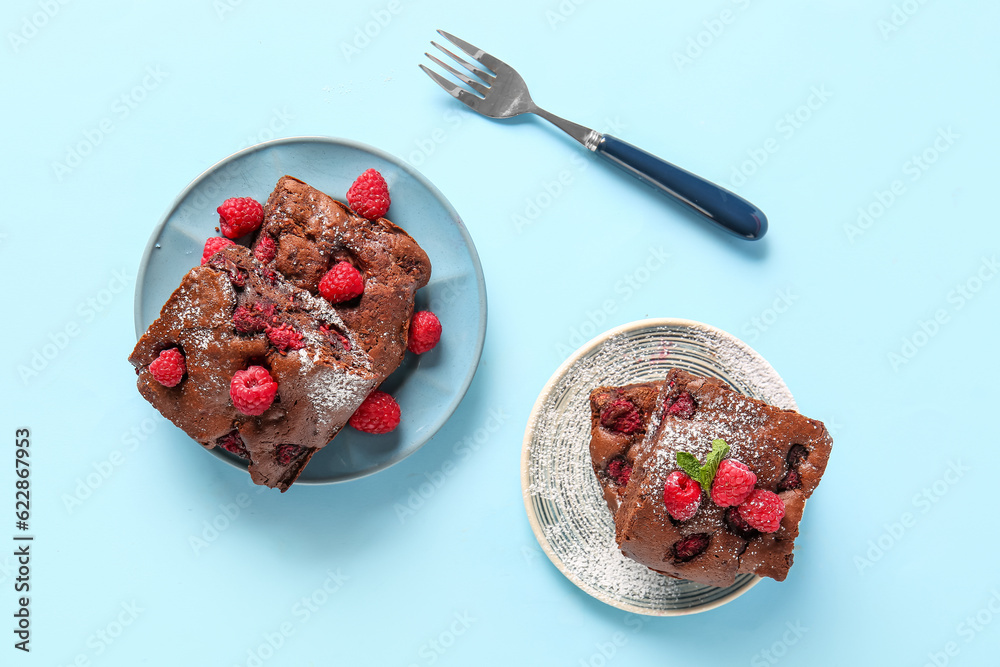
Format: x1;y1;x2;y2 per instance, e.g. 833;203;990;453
424;52;489;95
431;41;494;84
436;30;503;73
419;65;484;107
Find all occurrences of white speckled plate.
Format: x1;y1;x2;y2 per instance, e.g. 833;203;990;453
521;318;797;615
135;137;487;484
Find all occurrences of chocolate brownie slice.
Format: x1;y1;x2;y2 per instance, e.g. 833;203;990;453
253;176;431;381
588;382;663;515
129;246;378;491
590;369;832;586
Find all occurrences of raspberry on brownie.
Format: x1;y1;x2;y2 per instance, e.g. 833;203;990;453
131;176;433;491
129;246;378;491
588;382;663;515
346;168;391;220
252;176;431;383
589;368;833;587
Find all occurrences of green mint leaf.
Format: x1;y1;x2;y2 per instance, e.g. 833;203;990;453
675;452;702;480
698;439;731;492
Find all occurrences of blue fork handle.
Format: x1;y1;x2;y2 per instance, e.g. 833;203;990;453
595;135;767;240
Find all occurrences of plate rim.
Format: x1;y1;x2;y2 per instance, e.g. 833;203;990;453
133;135;488;484
519;317;794;616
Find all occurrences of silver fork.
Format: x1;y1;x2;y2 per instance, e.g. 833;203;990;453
421;30;767;240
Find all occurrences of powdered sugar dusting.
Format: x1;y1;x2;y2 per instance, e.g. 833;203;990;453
523;321;787;612
297;348;375;427
691;327;796;411
643;390;770;498
295;289;370;370
525;333;683;607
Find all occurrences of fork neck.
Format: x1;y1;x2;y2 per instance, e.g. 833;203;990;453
531;107;601;151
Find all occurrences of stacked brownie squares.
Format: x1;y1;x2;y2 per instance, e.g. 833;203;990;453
129;176;430;491
590;368;832;586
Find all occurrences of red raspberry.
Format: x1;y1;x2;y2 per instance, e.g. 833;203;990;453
724;506;757;539
149;348;186;387
599;399;642;434
667;392;696;419
407;311;442;354
348;390;400;434
318;262;364;303
233;301;276;334
201;237;237;265
672;533;710;562
217;197;264;239
710;459;757;507
275;444;306;466
254;235;277;264
319;324;351;351
663;470;701;521
777;470;802;492
216;430;249;459
606;456;632;487
786;444;809;468
266;323;305;353
230;365;278;416
209;253;247;287
737;489;785;533
346;168;390;220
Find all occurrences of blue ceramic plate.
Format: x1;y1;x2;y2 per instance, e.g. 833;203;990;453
134;136;487;483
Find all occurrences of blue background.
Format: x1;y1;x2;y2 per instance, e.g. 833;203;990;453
4;0;998;665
